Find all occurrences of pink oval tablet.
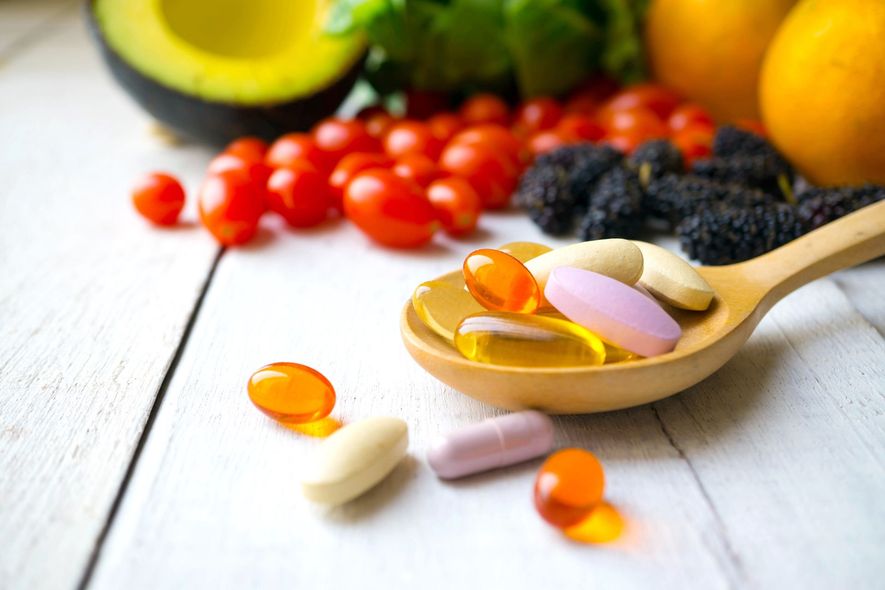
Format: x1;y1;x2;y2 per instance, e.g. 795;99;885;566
427;411;554;479
545;267;681;357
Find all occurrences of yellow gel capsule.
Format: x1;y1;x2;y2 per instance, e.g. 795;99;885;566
498;241;553;263
604;343;640;364
454;312;606;367
413;280;485;342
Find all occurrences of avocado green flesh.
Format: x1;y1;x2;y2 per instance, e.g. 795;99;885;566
93;0;365;105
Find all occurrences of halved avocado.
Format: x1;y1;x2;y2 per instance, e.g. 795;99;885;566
87;0;365;145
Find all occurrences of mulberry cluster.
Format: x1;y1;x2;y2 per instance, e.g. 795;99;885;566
626;140;684;187
643;174;772;228
797;185;885;231
578;168;643;240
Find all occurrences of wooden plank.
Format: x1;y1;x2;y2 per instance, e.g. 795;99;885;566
0;17;219;590
833;259;885;335
0;0;77;59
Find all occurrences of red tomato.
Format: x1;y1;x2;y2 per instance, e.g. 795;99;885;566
564;93;598;116
343;169;439;248
527;130;570;157
427;113;464;144
600;106;669;139
672;125;714;167
439;143;517;210
131;172;185;226
207;153;272;190
358;106;396;138
328;153;393;209
313;118;379;162
406;89;450;119
426;177;482;236
602;84;682;120
735;119;768;137
556;114;606;142
198;169;264;245
266;133;326;171
383;120;443;159
224;137;268;163
602;131;648;155
460;94;510;127
450;124;525;169
668;104;715;134
570;74;621;103
266;162;331;228
514;98;563;134
392;153;440;188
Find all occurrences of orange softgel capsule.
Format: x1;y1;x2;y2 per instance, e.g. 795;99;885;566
247;362;335;424
534;448;605;528
463;248;540;313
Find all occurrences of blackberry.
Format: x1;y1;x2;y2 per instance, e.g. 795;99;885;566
565;144;624;200
578;167;644;240
692;156;792;197
677;202;805;265
626;140;684;188
644;174;773;228
713;125;782;160
797;184;885;231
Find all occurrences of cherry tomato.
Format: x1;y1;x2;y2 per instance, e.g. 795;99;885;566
735;119;767;137
668;104;715;134
131;172;185;226
556;114;606;142
514;97;563;134
439;143;517;210
406;89;450;119
328;153;393;208
672;125;714;167
427;113;464;144
198;169;264;245
570;74;621;103
358;106;396;138
602;131;648;155
266;133;326;171
426;177;482;236
564;93;598;116
224;137;268;163
460;93;510;127
450;124;525;169
313;118;379;162
383;120;443;159
392;153;440;188
600;106;669;139
527;130;570;157
602;84;682;120
265;162;331;228
343;169;439;249
207;153;272;190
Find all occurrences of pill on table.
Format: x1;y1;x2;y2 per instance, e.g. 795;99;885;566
497;241;552;262
534;448;605;528
545;267;682;357
455;311;606;367
463;249;541;313
413;280;485;342
248;362;335;424
301;416;408;506
427;411;555;479
633;241;714;311
524;239;644;304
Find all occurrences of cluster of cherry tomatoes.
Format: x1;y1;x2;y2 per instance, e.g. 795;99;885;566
132;79;764;249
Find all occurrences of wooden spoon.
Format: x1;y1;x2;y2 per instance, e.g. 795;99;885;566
401;200;885;413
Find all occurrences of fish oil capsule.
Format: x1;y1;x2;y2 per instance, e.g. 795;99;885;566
454;312;606;367
427;411;554;479
497;241;552;262
412;280;484;342
463;249;541;313
247;362;335;424
534;448;605;528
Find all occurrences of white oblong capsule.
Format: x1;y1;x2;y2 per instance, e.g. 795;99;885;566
427;411;554;479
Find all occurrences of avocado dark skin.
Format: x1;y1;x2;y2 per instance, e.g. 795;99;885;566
85;1;365;146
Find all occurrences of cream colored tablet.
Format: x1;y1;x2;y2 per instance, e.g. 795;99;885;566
301;417;408;506
633;241;714;311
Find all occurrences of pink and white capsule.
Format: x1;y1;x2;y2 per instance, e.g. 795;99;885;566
427;411;555;479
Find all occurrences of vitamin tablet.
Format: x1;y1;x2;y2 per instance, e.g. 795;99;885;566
412;280;484;342
524;239;644;301
534;448;605;528
301;416;408;506
248;362;335;424
455;312;606;367
497;241;553;262
633;241;714;311
463;249;541;313
427;411;554;479
545;267;682;357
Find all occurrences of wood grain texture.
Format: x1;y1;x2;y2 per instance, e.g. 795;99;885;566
0;0;77;58
0;16;218;590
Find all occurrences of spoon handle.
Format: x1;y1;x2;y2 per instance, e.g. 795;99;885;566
743;199;885;304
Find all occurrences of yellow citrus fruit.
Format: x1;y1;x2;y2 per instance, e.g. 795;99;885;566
645;0;795;122
760;0;885;186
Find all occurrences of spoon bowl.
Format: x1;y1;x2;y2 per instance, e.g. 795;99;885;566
401;200;885;413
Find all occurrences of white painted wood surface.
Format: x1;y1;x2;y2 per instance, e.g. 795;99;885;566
1;2;884;589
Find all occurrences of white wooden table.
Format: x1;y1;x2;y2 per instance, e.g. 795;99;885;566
2;2;884;588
